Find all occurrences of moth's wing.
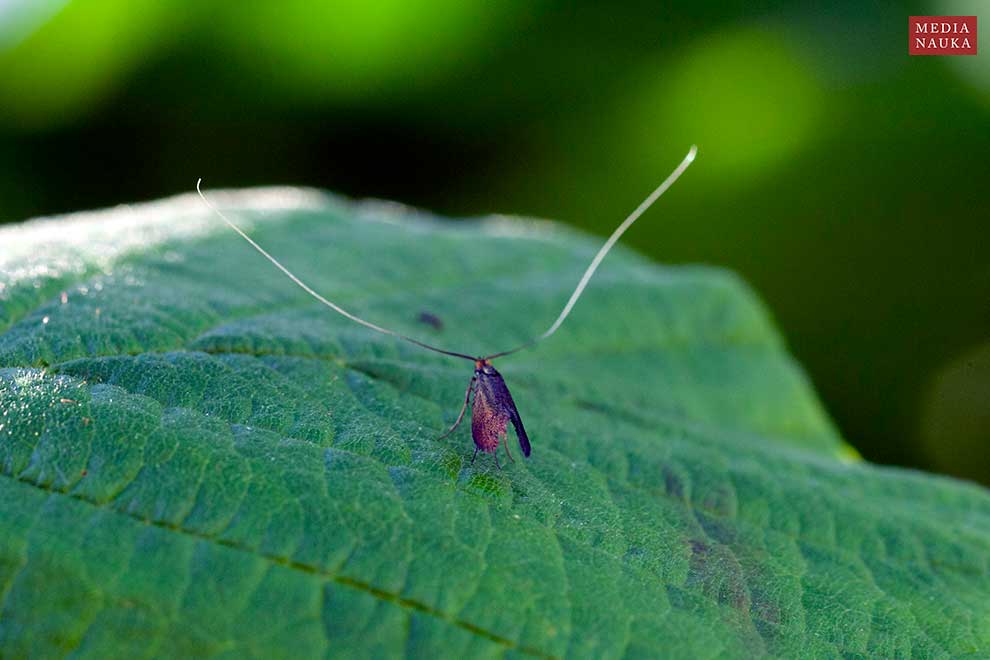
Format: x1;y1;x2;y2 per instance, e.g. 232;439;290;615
508;406;531;457
471;382;507;452
488;372;531;458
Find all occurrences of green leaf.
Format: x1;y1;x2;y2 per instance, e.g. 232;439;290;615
1;189;988;658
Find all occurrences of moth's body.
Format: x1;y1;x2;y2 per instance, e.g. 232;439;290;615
440;359;530;468
197;146;696;470
474;360;530;464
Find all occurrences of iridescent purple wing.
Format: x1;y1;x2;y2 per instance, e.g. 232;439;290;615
507;402;531;457
476;366;531;458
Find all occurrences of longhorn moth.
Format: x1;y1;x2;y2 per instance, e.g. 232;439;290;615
197;146;697;468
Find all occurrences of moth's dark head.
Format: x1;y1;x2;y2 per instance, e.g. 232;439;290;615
474;358;496;376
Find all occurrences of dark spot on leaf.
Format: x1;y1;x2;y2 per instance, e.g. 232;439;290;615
416;311;444;331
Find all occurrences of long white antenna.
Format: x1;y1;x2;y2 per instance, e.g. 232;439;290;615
196;181;477;361
484;145;697;360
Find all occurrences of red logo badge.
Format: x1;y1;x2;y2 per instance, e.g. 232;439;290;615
910;16;977;55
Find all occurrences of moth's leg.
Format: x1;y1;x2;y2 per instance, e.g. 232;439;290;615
503;438;515;463
494;451;502;471
470;448;479;464
438;376;476;439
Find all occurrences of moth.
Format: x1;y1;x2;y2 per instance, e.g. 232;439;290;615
197;146;696;468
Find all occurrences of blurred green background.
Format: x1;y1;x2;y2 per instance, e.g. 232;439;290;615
1;1;987;484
